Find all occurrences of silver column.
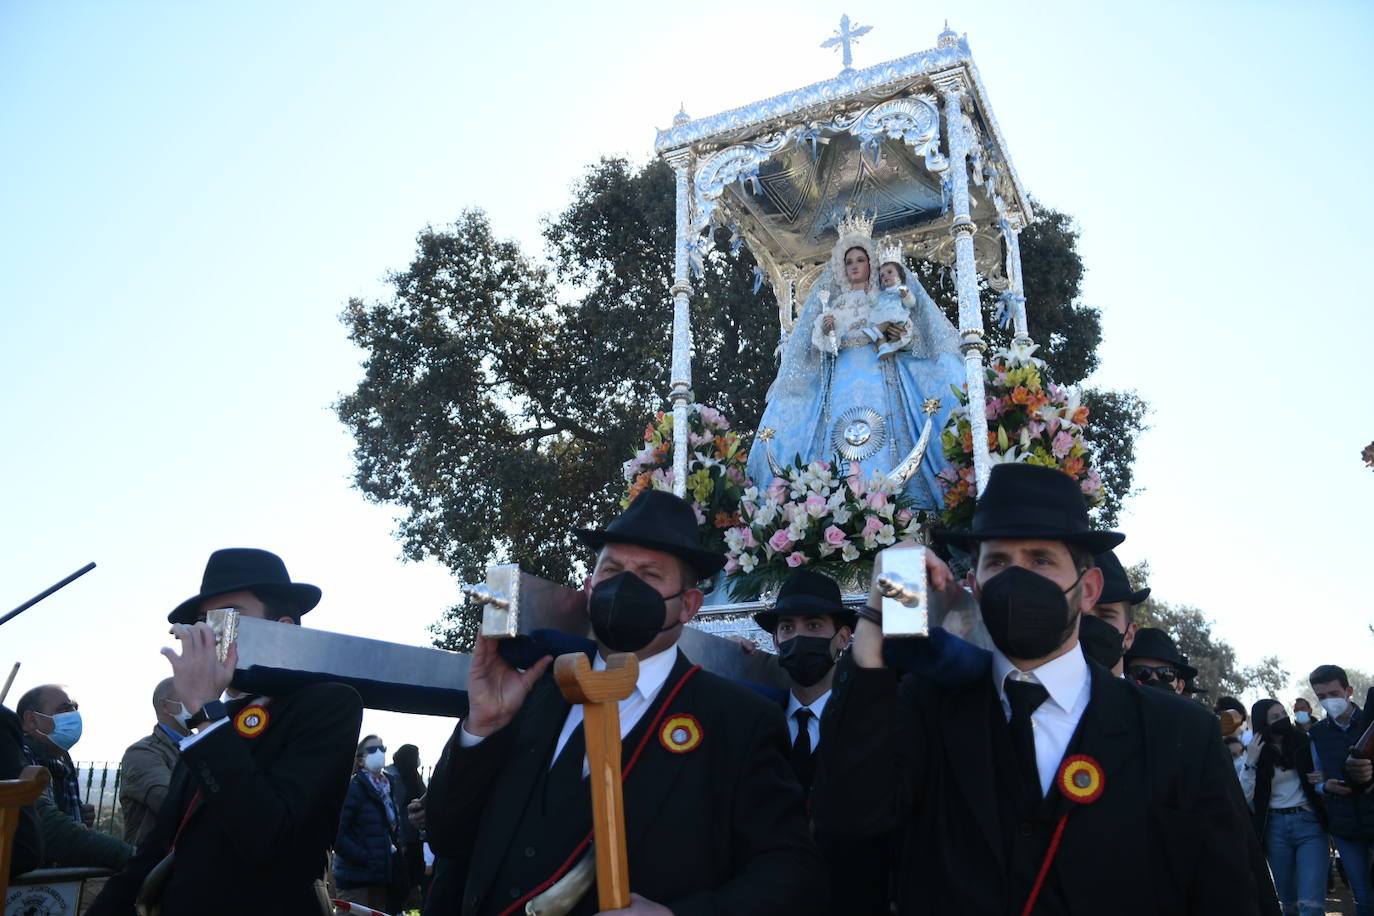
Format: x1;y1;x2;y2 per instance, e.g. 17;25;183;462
665;148;695;498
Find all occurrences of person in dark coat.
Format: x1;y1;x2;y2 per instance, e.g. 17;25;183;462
426;490;826;916
1241;699;1329;916
1308;664;1374;916
334;734;401;910
812;462;1277;915
89;548;363;916
1;705;43;877
388;743;426;905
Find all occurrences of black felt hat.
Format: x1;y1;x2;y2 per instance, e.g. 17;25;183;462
574;490;726;580
1094;550;1150;605
753;569;858;634
1123;627;1198;679
938;463;1123;554
168;548;322;624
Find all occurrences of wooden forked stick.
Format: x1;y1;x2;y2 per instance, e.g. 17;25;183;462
0;663;18;707
554;652;639;912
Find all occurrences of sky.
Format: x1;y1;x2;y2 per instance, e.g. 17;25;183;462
1;0;1371;766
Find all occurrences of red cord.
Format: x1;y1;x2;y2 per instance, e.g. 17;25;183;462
495;665;703;916
1020;813;1069;916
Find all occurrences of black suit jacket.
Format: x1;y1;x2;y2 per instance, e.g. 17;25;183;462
89;683;363;916
427;649;827;916
813;655;1278;915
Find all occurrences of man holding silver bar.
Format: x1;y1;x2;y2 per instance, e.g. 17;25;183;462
90;548;363;916
813;462;1277;915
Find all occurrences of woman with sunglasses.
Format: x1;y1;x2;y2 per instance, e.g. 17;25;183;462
1241;699;1329;916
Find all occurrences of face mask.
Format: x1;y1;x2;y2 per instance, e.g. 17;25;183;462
1078;613;1125;670
38;711;82;751
1322;697;1350;720
1269;716;1294;737
363;749;386;773
777;635;836;687
163;701;193;733
588;572;683;653
978;565;1082;661
1295;710;1311;725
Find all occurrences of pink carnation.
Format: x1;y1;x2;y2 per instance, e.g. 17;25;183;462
768;530;795;553
785;551;807;568
823;525;848;548
1051;431;1074;459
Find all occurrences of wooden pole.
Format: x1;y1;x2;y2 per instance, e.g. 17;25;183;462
0;663;18;706
554;652;639;911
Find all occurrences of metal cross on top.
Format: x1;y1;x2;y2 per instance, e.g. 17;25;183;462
821;13;872;73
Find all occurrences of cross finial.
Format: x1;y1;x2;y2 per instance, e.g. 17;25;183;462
821;14;872;74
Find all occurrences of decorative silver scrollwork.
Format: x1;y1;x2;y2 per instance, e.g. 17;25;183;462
693;131;795;229
851;96;947;172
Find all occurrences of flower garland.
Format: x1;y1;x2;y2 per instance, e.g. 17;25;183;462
722;459;925;601
937;340;1105;530
621;404;750;556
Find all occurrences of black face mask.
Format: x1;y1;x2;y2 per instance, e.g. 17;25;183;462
588;571;682;653
777;635;836;687
1268;717;1295;738
978;565;1083;661
1078;613;1125;670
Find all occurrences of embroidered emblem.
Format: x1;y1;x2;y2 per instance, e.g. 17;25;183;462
659;714;702;754
1056;754;1105;804
234;705;270;738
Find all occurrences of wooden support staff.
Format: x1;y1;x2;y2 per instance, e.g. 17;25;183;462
555;652;639;911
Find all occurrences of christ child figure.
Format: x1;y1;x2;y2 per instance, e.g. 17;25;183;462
873;261;916;357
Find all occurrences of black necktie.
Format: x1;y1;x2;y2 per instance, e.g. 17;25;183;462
791;708;815;790
1005;678;1049;803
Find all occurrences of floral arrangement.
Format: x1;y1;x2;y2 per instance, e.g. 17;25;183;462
937;340;1104;530
621;403;750;557
722;459;925;601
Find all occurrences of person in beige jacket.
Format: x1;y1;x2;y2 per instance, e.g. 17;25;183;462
118;677;186;844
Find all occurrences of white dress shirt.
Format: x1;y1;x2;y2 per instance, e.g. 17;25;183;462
785;689;831;749
992;644;1092;797
458;646;680;779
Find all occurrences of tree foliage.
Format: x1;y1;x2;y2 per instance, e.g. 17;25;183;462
338;158;1148;648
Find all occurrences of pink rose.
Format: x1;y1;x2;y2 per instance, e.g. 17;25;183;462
804;494;827;517
1052;431;1074;459
767;477;788;501
724;555;740;574
785;551;807;568
740;528;757;548
866;490;889;510
823;525;848;548
896;509;913;524
861;516;883;538
768;530;795;553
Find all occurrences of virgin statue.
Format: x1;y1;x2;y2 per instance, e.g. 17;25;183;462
747;213;965;511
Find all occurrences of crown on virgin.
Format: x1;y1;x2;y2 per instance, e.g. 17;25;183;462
834;205;876;242
875;236;903;266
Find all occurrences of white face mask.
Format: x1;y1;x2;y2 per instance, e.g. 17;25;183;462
363;749;386;773
1321;696;1351;720
162;700;193;732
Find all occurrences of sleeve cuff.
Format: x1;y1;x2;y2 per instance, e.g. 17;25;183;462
179;716;231;750
458;723;486;748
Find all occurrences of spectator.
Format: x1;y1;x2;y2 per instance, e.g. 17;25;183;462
334;734;400;911
1122;628;1196;695
117;677;186;844
1;704;43;876
17;684;92;826
1293;697;1314;733
387;743;426;910
1218;695;1251;742
1225;735;1246;762
1309;664;1374;916
1241;699;1328;916
1083;549;1147;676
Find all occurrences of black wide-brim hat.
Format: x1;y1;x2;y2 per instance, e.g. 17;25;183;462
1094;550;1150;606
938;462;1123;554
169;548;322;624
1123;627;1197;679
574;490;726;581
753;568;858;634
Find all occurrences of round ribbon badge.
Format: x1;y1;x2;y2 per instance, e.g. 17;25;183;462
659;714;702;754
234;705;270;739
1056;754;1105;805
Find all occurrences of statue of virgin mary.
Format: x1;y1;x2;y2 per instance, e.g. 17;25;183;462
746;213;965;511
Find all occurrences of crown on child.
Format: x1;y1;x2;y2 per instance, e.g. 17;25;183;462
834;205;876;242
875;236;903;267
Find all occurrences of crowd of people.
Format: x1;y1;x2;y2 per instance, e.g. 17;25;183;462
2;467;1371;915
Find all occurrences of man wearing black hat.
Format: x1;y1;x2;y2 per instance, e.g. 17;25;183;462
812;462;1276;915
426;490;825;916
1083;550;1149;677
1124;628;1197;696
90;548;364;916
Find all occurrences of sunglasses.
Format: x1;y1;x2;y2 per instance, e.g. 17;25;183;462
363;746;386;755
1128;665;1176;684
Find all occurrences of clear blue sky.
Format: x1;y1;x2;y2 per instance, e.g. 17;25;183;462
2;0;1371;763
